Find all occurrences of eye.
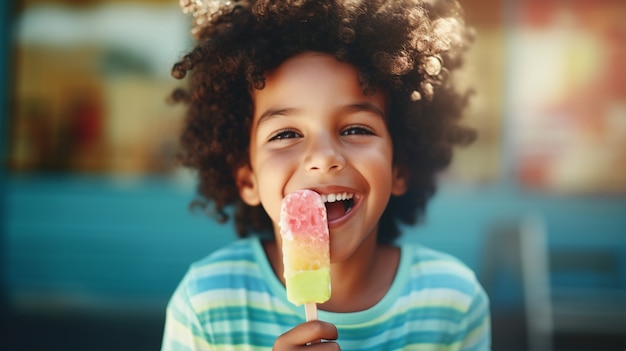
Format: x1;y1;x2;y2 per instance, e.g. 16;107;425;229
341;125;375;136
269;129;302;142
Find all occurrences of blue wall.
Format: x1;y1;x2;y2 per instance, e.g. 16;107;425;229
3;175;625;316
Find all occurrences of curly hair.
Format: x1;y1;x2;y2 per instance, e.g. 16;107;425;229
171;0;475;244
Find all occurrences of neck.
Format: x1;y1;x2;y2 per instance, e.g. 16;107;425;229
322;239;399;312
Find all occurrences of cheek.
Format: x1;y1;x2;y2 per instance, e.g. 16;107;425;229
353;143;393;168
254;150;298;181
253;152;298;216
357;147;395;188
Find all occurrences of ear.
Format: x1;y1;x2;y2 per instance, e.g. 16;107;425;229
235;165;261;206
391;165;408;196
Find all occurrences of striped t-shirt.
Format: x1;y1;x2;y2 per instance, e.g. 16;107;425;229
161;237;491;351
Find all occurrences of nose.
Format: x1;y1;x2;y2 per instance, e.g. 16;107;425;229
304;134;345;173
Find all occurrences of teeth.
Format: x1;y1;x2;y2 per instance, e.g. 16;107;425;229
321;192;354;203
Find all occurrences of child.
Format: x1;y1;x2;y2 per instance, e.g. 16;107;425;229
162;0;490;350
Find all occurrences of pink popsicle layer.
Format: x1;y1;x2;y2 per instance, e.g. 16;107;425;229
279;190;331;306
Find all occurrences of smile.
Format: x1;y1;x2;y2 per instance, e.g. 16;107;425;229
320;192;355;222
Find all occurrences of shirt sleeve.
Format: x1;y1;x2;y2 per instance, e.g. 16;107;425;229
459;281;492;351
161;273;213;351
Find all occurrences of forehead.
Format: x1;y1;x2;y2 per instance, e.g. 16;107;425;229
252;52;387;114
262;52;358;89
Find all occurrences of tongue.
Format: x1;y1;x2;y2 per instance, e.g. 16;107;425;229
325;201;345;221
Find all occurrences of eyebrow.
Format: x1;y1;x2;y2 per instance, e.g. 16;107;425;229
345;102;386;120
256;102;386;128
256;107;299;127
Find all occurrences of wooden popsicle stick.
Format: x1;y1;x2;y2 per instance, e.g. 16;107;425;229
304;302;322;345
305;302;318;321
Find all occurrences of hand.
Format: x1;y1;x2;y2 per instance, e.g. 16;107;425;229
273;320;340;350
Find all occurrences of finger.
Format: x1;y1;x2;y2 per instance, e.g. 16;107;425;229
274;321;338;349
303;320;338;342
306;341;341;350
274;339;340;351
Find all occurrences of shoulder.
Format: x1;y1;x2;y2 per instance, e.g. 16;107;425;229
191;237;258;270
380;245;491;348
163;238;293;349
405;244;478;281
401;244;487;308
178;237;264;297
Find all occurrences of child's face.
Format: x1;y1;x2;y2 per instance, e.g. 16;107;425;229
237;52;407;261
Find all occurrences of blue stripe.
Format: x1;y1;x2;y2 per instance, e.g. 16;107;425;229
199;305;300;326
191;273;271;294
162;238;491;351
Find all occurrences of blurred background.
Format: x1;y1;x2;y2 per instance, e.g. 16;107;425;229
1;0;625;350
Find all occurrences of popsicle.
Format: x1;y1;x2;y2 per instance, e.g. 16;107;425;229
279;189;331;321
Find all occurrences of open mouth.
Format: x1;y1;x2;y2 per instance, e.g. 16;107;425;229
320;192;355;222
